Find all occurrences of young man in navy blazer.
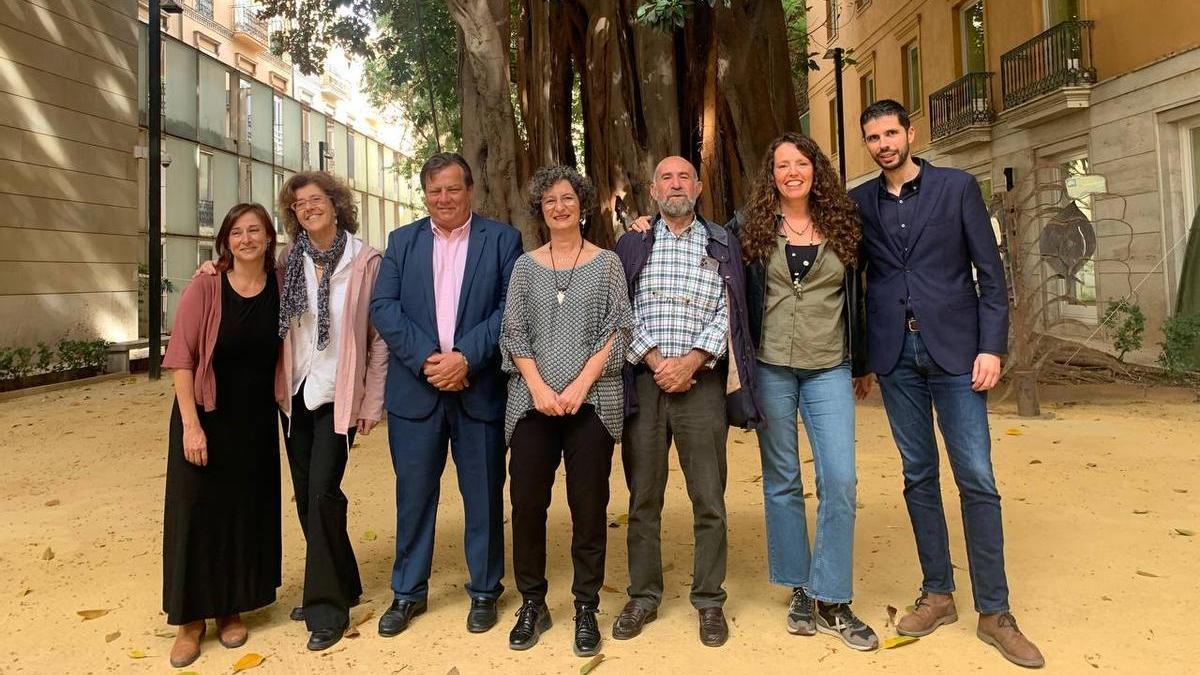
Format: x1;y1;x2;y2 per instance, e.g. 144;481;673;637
370;153;523;639
849;100;1043;669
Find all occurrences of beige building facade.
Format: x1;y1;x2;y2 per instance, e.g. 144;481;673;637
0;0;141;347
809;0;1200;362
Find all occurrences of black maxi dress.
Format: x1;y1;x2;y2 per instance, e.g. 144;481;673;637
162;273;282;625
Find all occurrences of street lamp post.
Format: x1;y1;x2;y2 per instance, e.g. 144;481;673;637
824;47;847;182
148;0;182;380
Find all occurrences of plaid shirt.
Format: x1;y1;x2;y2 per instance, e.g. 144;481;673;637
628;219;729;366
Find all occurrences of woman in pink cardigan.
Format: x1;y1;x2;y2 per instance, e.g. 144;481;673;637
272;171;387;651
162;203;285;668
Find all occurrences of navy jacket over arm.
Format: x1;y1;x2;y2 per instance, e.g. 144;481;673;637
849;161;1009;376
369;214;524;422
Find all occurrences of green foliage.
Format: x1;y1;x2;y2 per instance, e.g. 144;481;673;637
0;338;110;381
257;0;375;75
364;0;460;174
1103;299;1145;361
635;0;730;31
1157;314;1200;378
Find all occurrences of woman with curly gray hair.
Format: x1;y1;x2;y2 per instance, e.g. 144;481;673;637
499;165;631;657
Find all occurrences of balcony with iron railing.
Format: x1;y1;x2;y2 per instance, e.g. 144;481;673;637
194;0;213;19
929;72;995;152
232;4;269;47
320;71;352;102
999;19;1096;127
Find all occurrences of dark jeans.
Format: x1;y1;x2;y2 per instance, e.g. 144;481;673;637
623;368;729;610
877;332;1010;614
509;406;614;609
283;385;362;632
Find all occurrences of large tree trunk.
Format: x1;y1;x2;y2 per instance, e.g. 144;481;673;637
445;0;531;243
578;0;679;246
450;0;798;247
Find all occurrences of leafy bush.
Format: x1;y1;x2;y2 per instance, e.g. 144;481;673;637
0;338;110;381
1157;314;1200;378
1104;299;1145;361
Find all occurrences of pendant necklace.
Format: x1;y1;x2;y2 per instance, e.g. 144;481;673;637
549;240;583;304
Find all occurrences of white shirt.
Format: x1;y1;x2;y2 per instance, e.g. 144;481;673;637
291;236;359;410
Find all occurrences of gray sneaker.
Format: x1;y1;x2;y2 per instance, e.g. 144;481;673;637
815;602;879;651
786;587;816;635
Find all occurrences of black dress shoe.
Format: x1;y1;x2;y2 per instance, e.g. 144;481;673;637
378;598;427;637
508;600;551;650
574;605;601;657
467;597;498;633
307;626;345;652
611;600;657;640
698;607;729;647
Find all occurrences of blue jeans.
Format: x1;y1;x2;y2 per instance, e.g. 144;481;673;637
877;332;1009;614
756;360;857;603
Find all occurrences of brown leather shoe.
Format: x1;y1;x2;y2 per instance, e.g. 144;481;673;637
168;621;206;668
611;601;657;640
217;614;248;648
698;607;729;647
897;591;958;637
978;612;1045;668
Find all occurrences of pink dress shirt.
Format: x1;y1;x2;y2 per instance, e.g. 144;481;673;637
432;216;472;354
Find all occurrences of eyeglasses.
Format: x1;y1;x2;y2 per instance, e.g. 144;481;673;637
541;194;578;210
290;195;329;213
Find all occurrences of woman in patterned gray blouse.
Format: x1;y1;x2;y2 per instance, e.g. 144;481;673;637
499;165;632;657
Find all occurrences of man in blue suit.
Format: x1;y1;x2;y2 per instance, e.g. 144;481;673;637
850;100;1043;669
370;153;523;638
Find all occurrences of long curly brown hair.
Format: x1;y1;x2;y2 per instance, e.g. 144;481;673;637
738;132;861;268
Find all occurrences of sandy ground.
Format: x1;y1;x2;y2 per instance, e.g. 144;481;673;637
0;377;1197;675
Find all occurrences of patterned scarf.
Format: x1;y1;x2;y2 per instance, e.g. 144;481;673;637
279;227;348;350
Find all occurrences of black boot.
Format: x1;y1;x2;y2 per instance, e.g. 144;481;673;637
508;600;551;650
573;605;601;657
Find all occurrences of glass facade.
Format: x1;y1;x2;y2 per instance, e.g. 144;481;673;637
141;27;407;327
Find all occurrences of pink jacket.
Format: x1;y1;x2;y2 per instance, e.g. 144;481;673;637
162;271;287;411
277;240;388;435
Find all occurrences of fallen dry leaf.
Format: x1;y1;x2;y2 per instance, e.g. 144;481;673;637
1133;509;1150;515
1174;528;1195;536
601;585;620;593
127;649;149;659
616;514;629;525
77;609;109;621
153;627;176;638
1174;488;1188;494
105;631;121;643
882;635;918;649
362;530;378;542
662;562;675;573
1005;428;1022;436
44;499;60;507
580;653;606;674
1136;570;1160;578
344;624;360;639
1084;653;1101;668
1029;459;1042;465
42;547;55;561
746;475;762;483
233;652;266;671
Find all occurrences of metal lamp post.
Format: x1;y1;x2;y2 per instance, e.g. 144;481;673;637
148;0;183;380
823;47;847;182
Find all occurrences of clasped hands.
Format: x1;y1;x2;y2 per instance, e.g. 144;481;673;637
423;350;470;391
645;348;705;393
